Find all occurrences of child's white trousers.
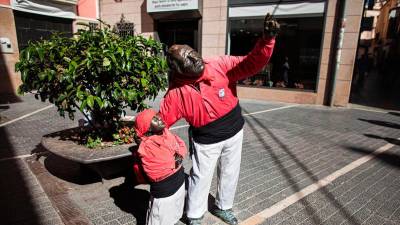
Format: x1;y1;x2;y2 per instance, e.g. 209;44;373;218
186;129;243;219
147;183;185;225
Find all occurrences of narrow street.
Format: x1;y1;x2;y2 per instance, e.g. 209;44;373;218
1;94;399;225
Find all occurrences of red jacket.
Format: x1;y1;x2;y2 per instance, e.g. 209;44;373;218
133;129;187;183
159;38;275;128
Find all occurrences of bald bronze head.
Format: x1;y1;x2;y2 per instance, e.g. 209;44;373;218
167;44;205;80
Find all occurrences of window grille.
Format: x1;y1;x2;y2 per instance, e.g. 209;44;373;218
114;14;135;37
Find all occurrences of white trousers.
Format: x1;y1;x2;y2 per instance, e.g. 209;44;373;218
147;183;185;225
187;129;243;218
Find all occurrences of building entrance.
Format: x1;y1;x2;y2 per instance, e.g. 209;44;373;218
156;20;199;51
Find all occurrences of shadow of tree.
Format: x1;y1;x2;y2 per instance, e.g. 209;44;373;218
364;134;400;146
242;108;360;225
109;182;150;225
359;118;400;129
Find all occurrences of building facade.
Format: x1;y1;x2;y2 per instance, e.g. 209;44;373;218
0;0;365;107
101;0;365;106
359;0;400;64
0;0;98;97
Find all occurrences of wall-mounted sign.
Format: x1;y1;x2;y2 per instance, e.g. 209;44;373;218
147;0;199;13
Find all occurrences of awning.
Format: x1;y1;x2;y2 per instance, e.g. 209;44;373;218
11;0;76;19
229;2;326;18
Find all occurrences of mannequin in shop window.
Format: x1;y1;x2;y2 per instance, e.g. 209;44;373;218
258;62;273;87
282;56;290;86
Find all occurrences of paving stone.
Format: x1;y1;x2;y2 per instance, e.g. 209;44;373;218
363;213;388;225
389;207;400;222
2;94;400;225
117;214;136;224
91;217;106;225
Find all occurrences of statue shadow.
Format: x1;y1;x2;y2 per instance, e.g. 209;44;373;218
358;118;400;129
109;181;150;225
364;133;400;146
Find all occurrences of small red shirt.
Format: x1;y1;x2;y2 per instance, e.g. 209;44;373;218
134;129;187;183
159;38;276;128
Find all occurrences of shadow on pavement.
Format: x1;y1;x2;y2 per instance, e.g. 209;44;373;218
0;93;22;104
0;105;10;110
358;118;400;129
109;182;150;225
0;127;41;224
242;108;360;225
32;144;102;185
364;134;400;146
389;112;400;117
344;145;400;169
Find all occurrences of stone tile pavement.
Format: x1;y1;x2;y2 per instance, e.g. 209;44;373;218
1;93;400;225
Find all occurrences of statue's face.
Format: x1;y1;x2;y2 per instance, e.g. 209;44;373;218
167;44;204;78
148;114;165;134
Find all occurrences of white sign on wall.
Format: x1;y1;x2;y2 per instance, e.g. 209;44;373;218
147;0;199;13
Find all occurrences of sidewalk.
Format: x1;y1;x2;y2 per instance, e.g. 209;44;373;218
0;94;399;225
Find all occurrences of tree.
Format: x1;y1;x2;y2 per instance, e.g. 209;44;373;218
16;22;168;144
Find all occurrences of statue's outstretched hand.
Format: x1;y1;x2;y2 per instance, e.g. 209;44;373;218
263;13;280;39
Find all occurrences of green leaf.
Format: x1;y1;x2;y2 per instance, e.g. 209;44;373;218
87;95;94;109
103;57;111;67
38;72;47;81
80;100;87;111
140;78;148;86
76;89;84;100
37;47;44;61
145;61;151;70
118;47;124;56
95;97;104;109
69;60;78;71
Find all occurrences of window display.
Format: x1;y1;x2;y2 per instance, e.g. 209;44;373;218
229;17;324;91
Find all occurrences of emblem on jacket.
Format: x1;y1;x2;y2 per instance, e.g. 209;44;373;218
218;88;225;98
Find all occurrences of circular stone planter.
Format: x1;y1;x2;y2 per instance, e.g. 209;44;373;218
41;127;137;179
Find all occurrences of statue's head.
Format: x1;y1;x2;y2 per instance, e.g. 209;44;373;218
134;109;165;138
167;44;205;80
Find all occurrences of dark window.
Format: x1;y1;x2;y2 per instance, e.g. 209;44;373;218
156;20;199;51
367;0;374;10
361;17;374;32
14;11;72;50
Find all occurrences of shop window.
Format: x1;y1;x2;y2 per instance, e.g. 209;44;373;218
229;17;324;91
